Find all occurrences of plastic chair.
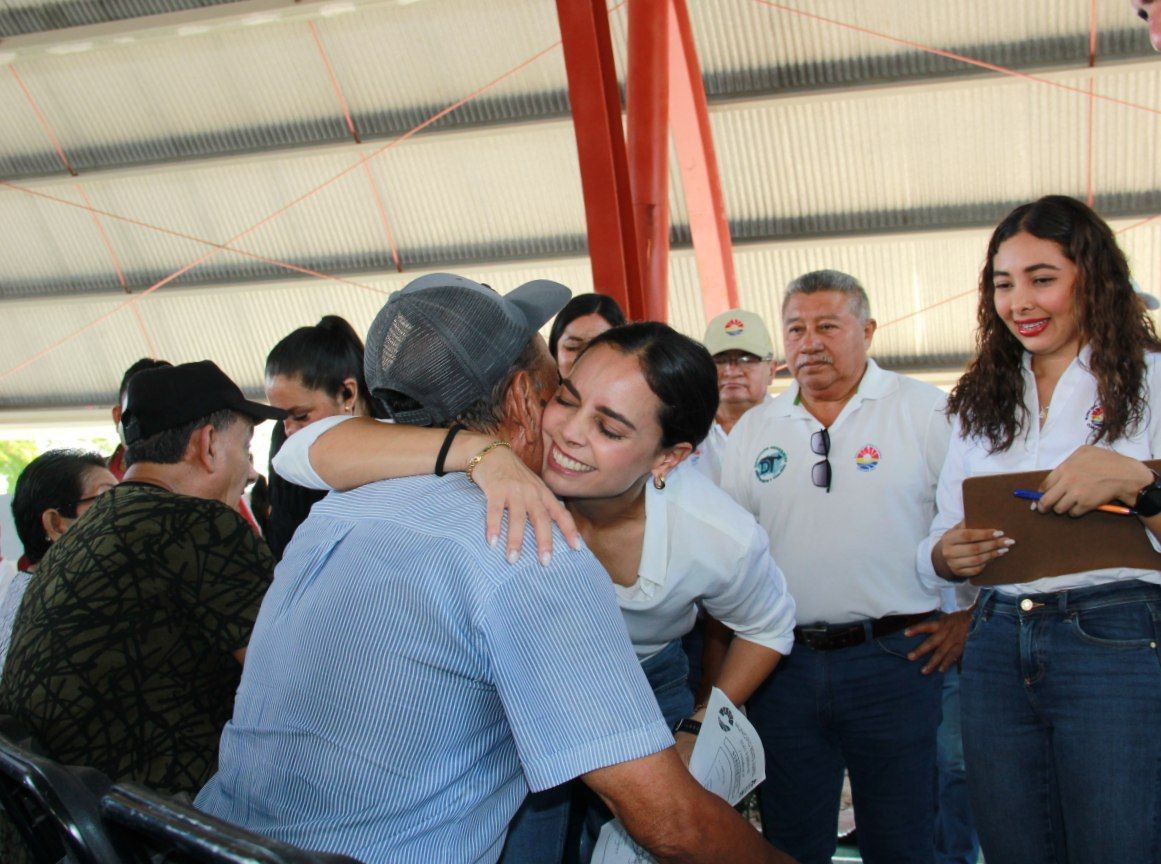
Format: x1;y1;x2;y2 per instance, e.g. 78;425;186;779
101;783;364;864
0;715;122;864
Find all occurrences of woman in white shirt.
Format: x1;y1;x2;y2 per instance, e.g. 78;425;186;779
276;321;795;862
921;195;1161;864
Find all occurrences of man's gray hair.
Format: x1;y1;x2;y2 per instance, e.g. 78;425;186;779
452;339;548;434
782;269;872;323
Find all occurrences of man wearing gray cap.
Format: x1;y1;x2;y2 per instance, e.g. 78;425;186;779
196;274;788;864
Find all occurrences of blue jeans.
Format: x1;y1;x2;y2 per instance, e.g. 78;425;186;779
749;626;943;864
934;666;978;864
961;580;1161;864
501;639;692;864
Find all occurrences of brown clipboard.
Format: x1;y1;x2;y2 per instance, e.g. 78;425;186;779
962;461;1161;585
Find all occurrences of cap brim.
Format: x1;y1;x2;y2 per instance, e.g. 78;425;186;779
506;279;573;332
231;397;287;422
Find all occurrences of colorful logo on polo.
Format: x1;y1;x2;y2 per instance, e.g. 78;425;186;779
855;445;881;471
1085;403;1104;431
724;318;745;336
754;445;787;482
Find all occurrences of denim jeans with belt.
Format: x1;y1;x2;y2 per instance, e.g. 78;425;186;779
500;639;692;864
960;579;1161;864
748;624;943;864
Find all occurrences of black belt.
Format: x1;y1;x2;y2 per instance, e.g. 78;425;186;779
793;610;937;652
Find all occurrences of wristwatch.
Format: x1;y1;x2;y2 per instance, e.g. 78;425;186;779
672;718;702;737
1135;470;1161;517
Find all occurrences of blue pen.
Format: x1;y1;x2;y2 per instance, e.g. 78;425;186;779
1013;488;1136;516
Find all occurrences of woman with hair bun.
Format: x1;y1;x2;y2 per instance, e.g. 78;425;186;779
263;315;384;559
921;195;1161;863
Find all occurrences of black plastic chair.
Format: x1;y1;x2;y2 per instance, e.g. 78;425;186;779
0;715;122;864
101;783;364;864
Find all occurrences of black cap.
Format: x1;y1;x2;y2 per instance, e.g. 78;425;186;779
121;360;286;445
364;273;571;426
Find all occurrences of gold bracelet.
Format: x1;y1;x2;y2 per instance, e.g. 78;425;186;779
466;440;511;485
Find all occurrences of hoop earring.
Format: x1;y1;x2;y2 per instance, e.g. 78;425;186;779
652;473;666;491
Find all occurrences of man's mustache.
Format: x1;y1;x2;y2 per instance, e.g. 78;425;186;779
796;353;834;369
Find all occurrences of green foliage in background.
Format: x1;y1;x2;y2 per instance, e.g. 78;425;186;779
0;440;40;495
0;437;117;495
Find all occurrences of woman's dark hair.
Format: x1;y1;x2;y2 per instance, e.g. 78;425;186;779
548;294;627;359
265;316;384;418
11;450;107;566
585;322;719;449
949;195;1161;451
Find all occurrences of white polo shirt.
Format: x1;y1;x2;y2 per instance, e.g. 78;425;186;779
917;347;1161;596
721;360;949;625
686;395;775;486
274;415;797;662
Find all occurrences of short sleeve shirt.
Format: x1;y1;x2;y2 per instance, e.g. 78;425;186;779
0;482;272;795
196;474;671;864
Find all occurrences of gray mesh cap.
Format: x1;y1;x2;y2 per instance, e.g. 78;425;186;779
365;272;572;426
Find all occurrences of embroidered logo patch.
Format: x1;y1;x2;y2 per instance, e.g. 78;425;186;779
1085;403;1104;431
855;445;881;471
754;446;787;482
724;317;745;336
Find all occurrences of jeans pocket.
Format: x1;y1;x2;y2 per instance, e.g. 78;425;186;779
1067;602;1156;649
873;628;926;660
966;602;989;640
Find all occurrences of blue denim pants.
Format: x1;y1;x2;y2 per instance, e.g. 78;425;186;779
934;666;979;864
960;580;1161;864
748;625;943;864
500;639;692;864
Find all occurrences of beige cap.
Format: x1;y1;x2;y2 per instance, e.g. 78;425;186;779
702;308;774;358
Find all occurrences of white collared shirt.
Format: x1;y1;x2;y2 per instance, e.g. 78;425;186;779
917;347;1161;595
617;464;796;660
686;395;775;486
274;415;797;662
722;359;949;625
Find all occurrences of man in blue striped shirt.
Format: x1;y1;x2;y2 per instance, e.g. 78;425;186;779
196;274;789;864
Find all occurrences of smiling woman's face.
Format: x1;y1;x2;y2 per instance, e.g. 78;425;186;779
540;344;670;500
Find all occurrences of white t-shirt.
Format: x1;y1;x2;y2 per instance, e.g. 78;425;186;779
917;347;1161;596
722;360;949;625
686;395;775;486
275;416;797;661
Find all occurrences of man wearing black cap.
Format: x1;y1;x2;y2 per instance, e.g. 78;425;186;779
197;274;788;864
0;361;284;798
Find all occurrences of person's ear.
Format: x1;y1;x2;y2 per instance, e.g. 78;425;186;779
340;378;358;413
504;370;541;445
863;317;878;348
40;508;71;543
111;404;122;426
650;442;693;488
189;423;217;473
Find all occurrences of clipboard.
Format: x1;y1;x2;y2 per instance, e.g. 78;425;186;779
962;461;1161;586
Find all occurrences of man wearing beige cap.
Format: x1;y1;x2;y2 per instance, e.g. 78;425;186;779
689;308;776;484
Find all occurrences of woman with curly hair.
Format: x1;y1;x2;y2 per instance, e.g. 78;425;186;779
919;195;1161;863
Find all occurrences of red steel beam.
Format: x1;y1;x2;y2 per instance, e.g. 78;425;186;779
627;0;670;322
668;0;738;319
555;0;645;319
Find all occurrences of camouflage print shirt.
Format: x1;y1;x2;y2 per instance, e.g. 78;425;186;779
0;482;273;795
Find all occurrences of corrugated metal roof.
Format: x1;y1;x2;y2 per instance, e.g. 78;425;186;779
2;0;1160;412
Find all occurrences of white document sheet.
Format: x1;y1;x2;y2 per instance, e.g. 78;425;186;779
591;687;765;864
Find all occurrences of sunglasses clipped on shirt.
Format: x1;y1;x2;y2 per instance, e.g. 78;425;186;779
811;428;831;493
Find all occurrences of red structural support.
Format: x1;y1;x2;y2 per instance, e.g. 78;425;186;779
555;0;645;320
668;0;738;319
627;0;670;322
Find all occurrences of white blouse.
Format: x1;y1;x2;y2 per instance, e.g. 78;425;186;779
917;347;1161;595
274;416;797;660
